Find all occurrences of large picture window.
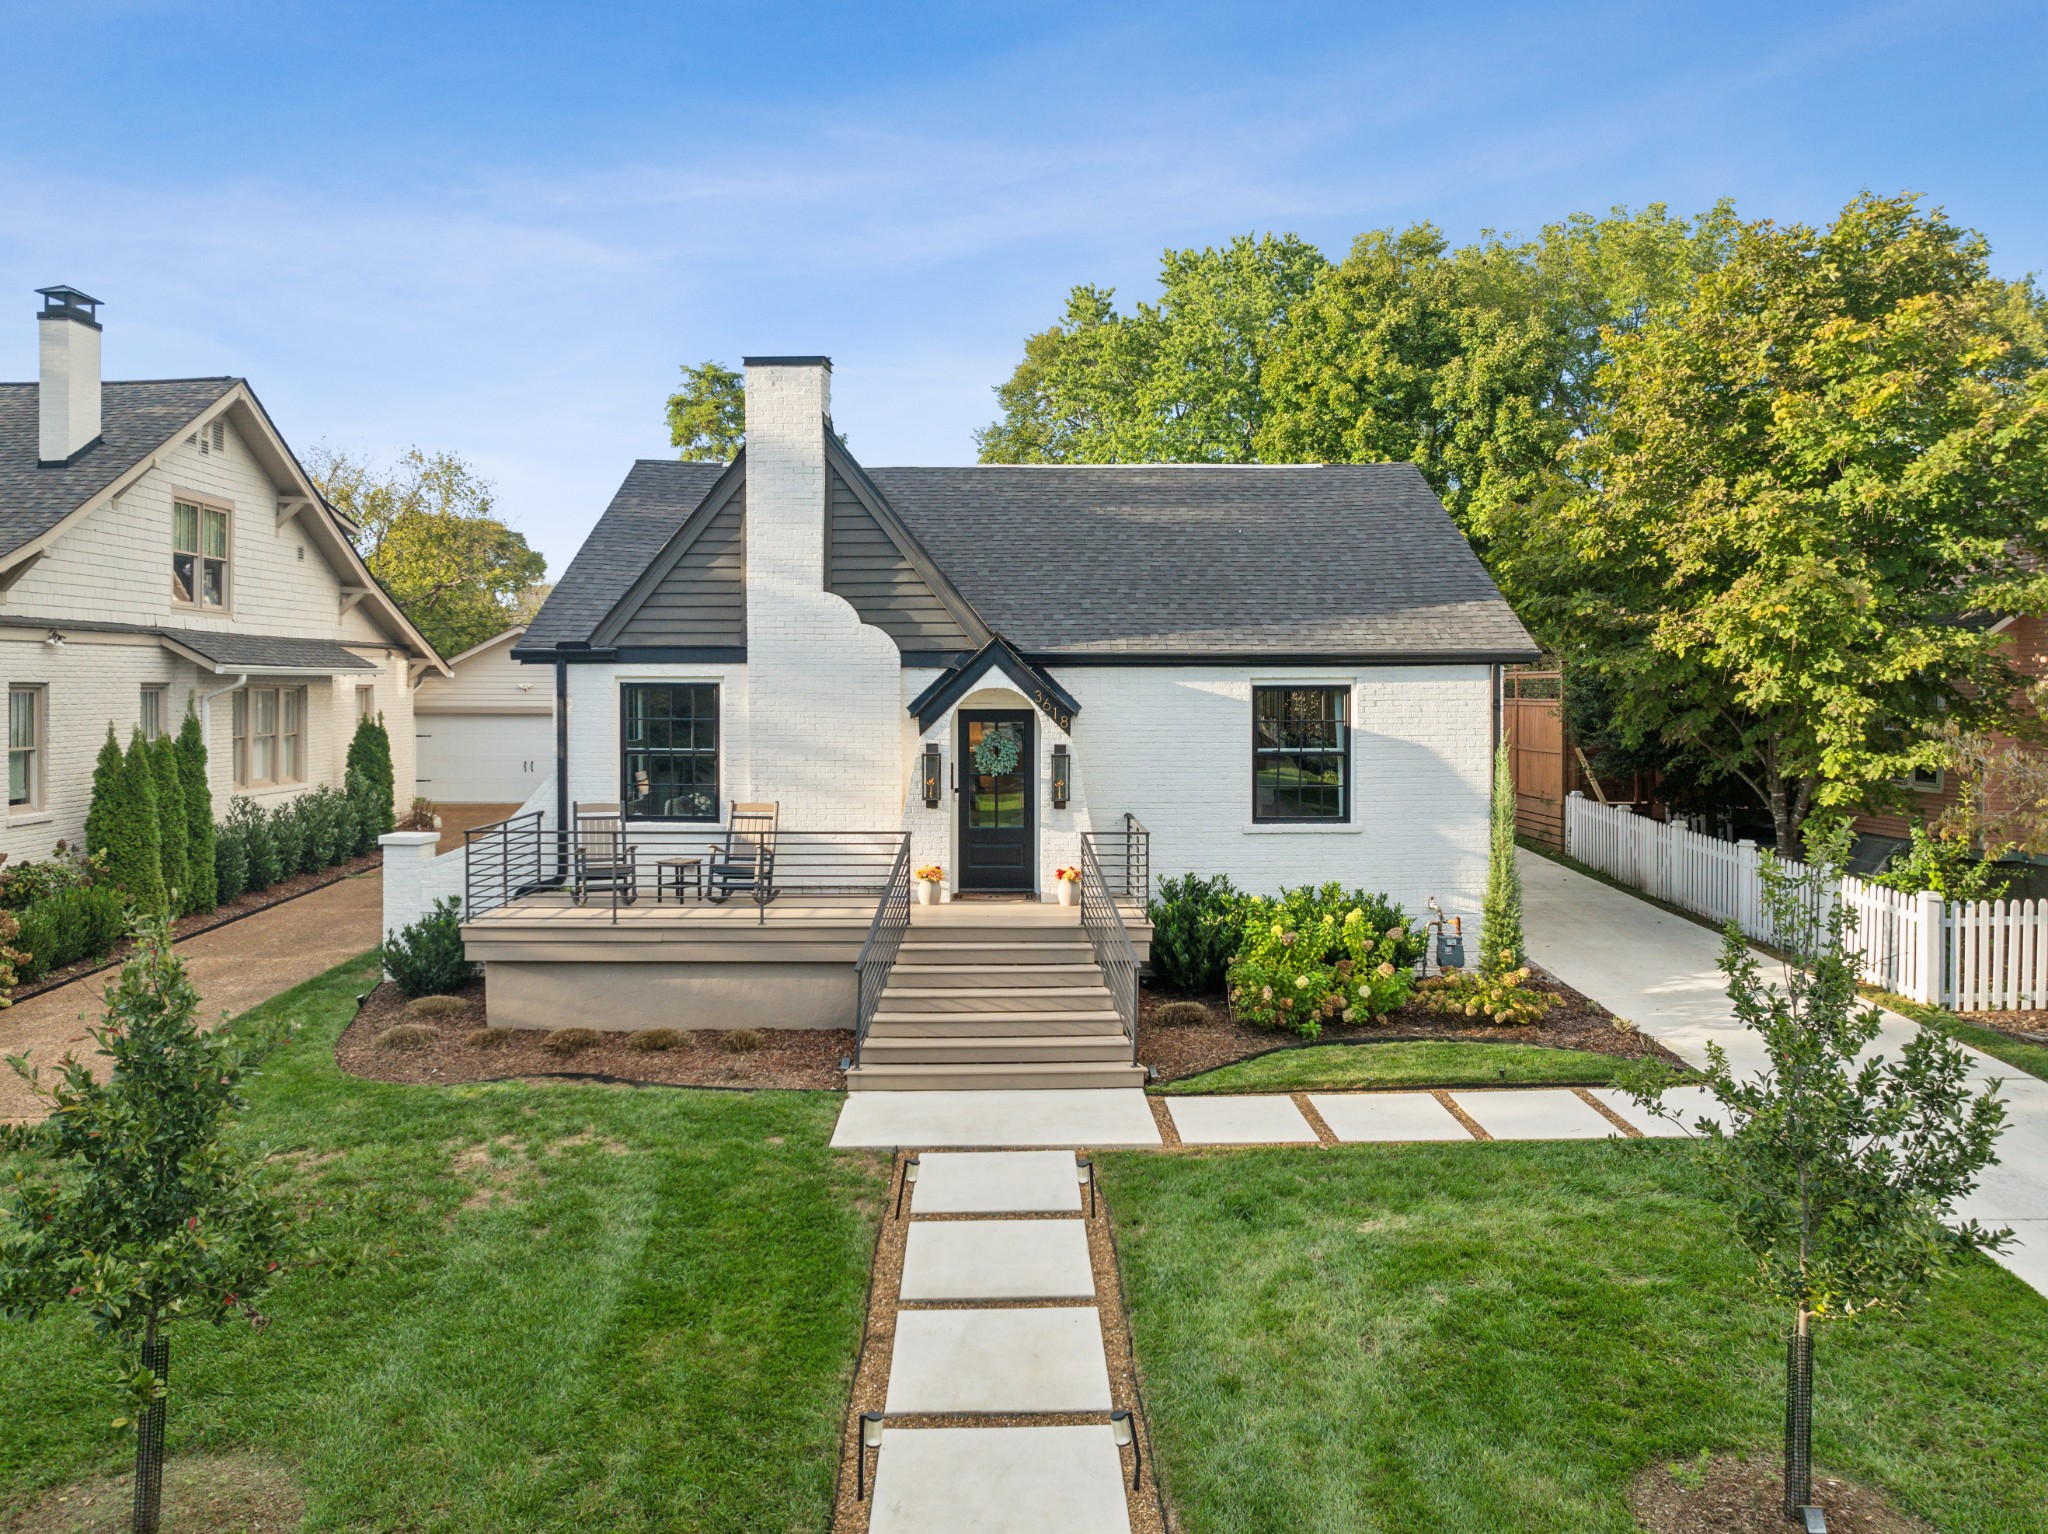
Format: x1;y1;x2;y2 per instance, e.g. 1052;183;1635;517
172;499;230;609
1253;686;1350;823
233;686;305;789
621;683;719;820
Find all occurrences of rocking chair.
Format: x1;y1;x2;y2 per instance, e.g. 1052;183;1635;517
704;802;779;905
570;801;639;907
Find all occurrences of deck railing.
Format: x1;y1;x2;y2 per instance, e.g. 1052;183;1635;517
463;811;554;920
852;838;914;1065
1079;837;1140;1062
1080;813;1151;903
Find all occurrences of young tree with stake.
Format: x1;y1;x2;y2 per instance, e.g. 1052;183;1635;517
1621;820;2008;1524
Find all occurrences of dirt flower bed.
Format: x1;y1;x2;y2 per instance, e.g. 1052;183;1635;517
1956;1008;2048;1044
335;978;851;1090
1630;1452;1928;1534
1139;965;1688;1083
7;853;382;1005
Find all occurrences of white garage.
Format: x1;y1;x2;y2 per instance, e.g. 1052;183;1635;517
411;628;552;806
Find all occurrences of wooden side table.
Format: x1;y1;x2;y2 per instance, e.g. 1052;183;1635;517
655;856;704;903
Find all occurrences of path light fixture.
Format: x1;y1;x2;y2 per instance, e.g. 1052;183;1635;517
895;1155;920;1219
1797;1510;1827;1533
857;1412;884;1500
1076;1157;1095;1219
1051;744;1071;808
921;744;942;808
1110;1409;1140;1489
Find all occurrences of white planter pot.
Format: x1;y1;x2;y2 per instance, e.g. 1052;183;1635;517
1055;881;1075;907
917;882;937;905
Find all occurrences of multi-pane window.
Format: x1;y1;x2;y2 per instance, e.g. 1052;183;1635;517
140;685;166;739
8;687;41;811
620;683;718;820
1253;686;1350;823
172;500;230;608
232;686;305;789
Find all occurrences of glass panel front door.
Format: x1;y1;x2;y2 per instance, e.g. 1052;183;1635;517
958;711;1035;891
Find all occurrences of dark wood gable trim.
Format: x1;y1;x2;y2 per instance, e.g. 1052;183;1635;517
589;452;747;649
909;636;1081;733
824;436;990;648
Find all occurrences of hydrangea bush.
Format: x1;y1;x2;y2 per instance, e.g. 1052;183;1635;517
1227;883;1418;1038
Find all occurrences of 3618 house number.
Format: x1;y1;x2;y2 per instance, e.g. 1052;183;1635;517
1031;687;1073;731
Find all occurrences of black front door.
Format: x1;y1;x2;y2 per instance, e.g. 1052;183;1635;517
958;710;1035;893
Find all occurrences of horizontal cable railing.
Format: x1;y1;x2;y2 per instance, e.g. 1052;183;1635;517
1080;813;1151;904
853;838;914;1066
463;811;552;920
1079;837;1140;1062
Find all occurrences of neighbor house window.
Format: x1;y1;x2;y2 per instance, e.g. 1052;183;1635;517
233;686;305;788
1903;766;1945;793
140;685;166;739
171;499;230;609
8;686;42;811
1253;686;1350;822
620;683;718;820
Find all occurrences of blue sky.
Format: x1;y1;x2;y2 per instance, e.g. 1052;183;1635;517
2;0;2043;575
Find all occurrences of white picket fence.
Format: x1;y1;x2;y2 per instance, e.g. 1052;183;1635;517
1564;793;2046;1011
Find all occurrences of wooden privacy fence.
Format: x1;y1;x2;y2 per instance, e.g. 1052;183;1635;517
1564;793;2046;1011
1504;671;1565;851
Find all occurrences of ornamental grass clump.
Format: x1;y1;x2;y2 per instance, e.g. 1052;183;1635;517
719;1028;764;1054
1153;1000;1213;1028
629;1027;685;1053
373;1023;440;1052
542;1027;600;1057
406;994;468;1018
1228;884;1417;1039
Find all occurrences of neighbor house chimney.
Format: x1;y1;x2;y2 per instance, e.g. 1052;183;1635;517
36;286;103;465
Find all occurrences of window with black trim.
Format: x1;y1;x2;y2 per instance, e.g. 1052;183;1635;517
1253;686;1350;822
621;683;719;820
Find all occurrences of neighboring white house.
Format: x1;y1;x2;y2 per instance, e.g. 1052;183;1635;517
0;286;447;865
412;626;551;807
507;355;1537;922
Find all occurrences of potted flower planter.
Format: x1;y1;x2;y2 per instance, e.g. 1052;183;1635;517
917;881;937;906
1055;880;1075;907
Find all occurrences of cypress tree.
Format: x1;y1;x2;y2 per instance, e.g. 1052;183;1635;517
346;714;397;837
1480;738;1525;974
176;703;218;913
110;729;167;917
82;725;124;874
149;733;190;916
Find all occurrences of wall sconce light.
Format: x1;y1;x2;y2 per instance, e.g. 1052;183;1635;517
1110;1409;1141;1489
1050;744;1071;809
1075;1156;1095;1219
43;629;65;648
857;1411;884;1499
921;743;942;809
895;1155;920;1219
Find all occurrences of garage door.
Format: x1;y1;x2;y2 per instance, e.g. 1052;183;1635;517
415;715;552;804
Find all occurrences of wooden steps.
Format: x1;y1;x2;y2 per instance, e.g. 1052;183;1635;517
846;913;1144;1091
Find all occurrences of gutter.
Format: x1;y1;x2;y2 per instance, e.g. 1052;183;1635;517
198;673;249;735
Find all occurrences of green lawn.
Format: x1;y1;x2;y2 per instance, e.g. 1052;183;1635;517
1101;1141;2046;1534
0;955;885;1534
1155;1040;1630;1095
1871;990;2048;1084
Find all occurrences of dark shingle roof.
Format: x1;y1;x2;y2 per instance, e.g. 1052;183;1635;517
0;378;239;558
523;458;1537;663
159;629;377;672
520;460;729;652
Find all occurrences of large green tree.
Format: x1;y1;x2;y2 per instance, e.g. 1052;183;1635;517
308;447;547;658
1495;193;2048;851
666;360;746;460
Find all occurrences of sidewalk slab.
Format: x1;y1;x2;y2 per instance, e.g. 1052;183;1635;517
1165;1095;1317;1145
832;1090;1162;1149
1451;1088;1616;1140
870;1425;1132;1534
1590;1086;1731;1139
1309;1091;1472;1142
901;1220;1095;1302
911;1150;1082;1214
885;1307;1112;1414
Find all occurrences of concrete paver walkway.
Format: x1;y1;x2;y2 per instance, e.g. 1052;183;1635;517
1523;847;2048;1297
0;870;382;1124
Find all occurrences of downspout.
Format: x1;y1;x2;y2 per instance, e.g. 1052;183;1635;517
553;653;569;883
199;674;249;738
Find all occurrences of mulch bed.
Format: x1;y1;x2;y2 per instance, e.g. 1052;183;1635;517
1956;1009;2048;1045
1138;965;1690;1084
7;853;383;1005
1630;1453;1928;1533
336;978;852;1091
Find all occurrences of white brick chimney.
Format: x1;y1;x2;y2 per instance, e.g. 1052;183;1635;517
740;356;905;827
36;286;103;464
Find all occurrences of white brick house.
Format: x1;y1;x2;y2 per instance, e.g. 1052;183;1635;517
0;286;447;866
510;356;1535;924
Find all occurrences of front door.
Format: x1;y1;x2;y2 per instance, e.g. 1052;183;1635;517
958;710;1035;893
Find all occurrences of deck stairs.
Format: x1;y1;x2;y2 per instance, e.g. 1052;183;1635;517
845;903;1148;1091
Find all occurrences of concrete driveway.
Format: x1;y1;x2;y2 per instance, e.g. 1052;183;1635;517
1522;847;2048;1297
